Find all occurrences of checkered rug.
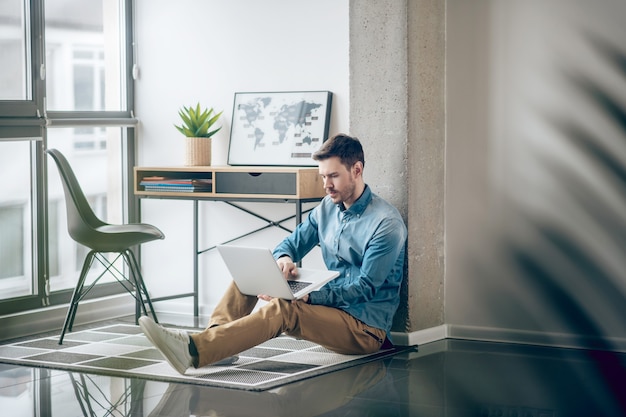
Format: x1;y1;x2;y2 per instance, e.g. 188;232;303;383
0;324;407;391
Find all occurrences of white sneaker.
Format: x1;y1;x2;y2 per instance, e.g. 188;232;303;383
139;316;194;375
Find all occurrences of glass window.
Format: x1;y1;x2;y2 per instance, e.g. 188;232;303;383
45;0;125;111
73;127;107;151
0;141;33;300
0;205;25;278
0;0;31;101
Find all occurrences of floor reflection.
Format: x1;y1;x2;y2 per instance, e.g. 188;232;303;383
147;361;395;417
0;366;33;416
1;339;624;416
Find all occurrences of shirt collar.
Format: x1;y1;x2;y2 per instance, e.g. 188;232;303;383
337;184;371;216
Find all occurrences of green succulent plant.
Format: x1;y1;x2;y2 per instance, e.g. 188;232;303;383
174;103;223;138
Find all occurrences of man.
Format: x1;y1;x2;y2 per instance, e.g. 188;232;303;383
139;134;408;374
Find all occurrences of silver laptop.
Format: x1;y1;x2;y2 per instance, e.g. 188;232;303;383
216;245;339;300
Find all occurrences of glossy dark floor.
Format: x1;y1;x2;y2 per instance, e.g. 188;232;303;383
1;315;625;417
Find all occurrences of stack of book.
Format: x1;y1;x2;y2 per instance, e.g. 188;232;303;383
140;176;212;193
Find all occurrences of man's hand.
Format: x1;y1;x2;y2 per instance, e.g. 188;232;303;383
257;256;298;302
257;256;309;304
276;256;298;279
258;293;309;304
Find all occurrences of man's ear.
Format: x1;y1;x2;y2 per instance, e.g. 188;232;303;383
352;161;364;178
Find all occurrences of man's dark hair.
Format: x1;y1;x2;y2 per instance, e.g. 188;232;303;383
312;134;365;169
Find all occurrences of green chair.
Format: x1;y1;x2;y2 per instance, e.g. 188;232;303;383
47;148;164;344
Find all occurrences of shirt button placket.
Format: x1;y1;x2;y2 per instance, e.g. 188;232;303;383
336;213;348;260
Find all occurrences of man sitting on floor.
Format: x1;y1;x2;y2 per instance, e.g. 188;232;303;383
139;133;408;374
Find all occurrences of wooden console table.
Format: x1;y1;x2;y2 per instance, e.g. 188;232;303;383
134;165;325;317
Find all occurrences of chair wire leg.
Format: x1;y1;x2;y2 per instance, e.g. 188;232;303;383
131;249;159;323
59;251;96;345
125;249;159;324
121;251;145;324
67;253;99;332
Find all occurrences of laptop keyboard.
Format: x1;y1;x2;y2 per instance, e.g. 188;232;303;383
287;280;313;293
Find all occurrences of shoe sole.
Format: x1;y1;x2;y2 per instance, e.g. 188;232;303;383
211;355;239;366
139;316;158;346
139;316;190;375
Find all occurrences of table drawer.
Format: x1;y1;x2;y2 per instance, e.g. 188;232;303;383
215;171;297;195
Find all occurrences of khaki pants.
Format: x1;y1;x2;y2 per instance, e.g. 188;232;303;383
190;282;387;367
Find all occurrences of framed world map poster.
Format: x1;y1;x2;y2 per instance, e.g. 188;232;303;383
228;91;333;166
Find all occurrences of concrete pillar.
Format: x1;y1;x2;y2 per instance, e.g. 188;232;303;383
349;0;445;334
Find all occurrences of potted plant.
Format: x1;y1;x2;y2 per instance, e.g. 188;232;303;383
175;103;223;166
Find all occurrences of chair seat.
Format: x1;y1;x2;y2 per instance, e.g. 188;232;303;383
86;223;165;252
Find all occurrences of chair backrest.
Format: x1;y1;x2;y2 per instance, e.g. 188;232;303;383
47;149;107;246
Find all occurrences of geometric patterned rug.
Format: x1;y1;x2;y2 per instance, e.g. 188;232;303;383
0;324;408;391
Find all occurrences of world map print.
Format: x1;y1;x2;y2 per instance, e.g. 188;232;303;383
229;92;332;166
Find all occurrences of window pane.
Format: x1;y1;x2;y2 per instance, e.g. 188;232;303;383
73;65;96;110
47;128;124;292
0;141;33;300
0;206;24;278
45;0;124;111
0;0;30;100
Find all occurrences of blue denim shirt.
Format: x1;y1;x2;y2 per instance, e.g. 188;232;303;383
273;185;407;333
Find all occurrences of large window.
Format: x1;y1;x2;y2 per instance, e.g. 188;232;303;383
0;0;136;314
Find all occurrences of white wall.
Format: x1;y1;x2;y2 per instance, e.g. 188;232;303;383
134;0;349;316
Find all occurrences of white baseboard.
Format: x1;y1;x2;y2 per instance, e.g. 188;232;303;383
447;324;626;353
0;295;134;341
390;324;626;353
390;324;448;346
